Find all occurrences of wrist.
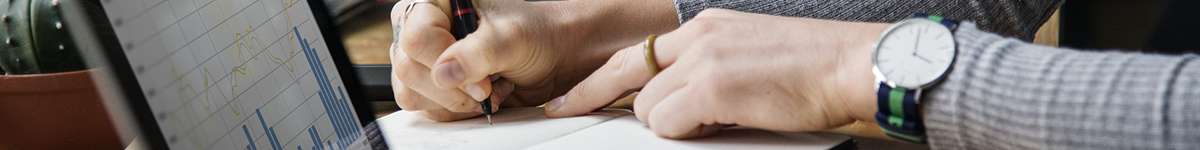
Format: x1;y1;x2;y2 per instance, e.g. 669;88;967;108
837;22;890;124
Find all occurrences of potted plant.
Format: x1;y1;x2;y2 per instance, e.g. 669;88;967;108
0;0;124;149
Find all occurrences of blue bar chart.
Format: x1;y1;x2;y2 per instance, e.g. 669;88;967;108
242;126;257;150
296;27;361;150
307;126;324;150
100;0;367;149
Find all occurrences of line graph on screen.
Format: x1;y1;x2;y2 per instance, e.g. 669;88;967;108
100;0;364;149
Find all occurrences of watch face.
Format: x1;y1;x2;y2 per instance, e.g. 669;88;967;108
873;19;956;88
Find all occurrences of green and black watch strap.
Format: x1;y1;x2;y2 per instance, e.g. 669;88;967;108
875;82;926;143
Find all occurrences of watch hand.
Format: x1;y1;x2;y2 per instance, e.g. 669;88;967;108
912;30;921;56
917;55;934;64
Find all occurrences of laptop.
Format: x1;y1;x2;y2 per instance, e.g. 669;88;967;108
84;0;862;149
88;0;378;149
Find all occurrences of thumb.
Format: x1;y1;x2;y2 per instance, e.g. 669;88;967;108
431;33;506;89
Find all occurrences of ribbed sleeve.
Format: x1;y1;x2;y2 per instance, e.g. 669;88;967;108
922;22;1200;149
672;0;1062;41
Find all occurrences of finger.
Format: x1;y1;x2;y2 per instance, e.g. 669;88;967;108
397;0;451;25
390;49;443;110
400;1;456;67
458;79;493;102
395;55;481;113
390;1;408;24
646;86;726;139
489;78;516;112
544;35;683;118
392;69;442;111
430;32;508;88
632;62;690;124
543;47;651;118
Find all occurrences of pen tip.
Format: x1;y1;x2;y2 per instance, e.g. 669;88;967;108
486;115;493;125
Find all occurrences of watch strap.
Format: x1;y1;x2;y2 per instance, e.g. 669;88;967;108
913;13;959;29
875;82;926;143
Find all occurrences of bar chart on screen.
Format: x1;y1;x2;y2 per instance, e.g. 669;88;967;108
100;0;363;149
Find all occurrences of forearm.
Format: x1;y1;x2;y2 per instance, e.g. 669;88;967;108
923;22;1200;149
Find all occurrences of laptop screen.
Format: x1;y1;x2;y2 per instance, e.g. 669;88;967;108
99;0;366;149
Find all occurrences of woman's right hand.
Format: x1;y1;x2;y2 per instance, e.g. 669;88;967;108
388;0;678;121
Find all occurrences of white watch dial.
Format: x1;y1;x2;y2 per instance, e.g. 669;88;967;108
873;19;956;88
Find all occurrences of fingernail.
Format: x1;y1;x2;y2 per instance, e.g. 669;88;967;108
464;84;487;101
546;96;565;112
435;60;466;87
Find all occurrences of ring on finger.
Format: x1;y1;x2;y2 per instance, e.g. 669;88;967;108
645;34;661;75
404;0;437;23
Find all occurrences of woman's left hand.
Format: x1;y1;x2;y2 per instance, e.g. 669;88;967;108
544;9;890;139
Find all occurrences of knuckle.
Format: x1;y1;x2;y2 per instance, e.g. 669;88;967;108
681;18;724;36
685;9;745;35
695;8;735;18
399;31;428;52
495;19;528;39
393;88;425;110
395;65;423;88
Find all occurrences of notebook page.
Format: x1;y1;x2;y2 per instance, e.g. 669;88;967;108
526;115;852;150
376;107;630;150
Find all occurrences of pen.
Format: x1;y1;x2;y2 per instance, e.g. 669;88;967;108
448;0;489;125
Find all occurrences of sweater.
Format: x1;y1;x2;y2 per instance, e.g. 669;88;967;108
673;0;1200;149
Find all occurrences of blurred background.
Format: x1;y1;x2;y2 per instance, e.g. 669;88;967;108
1060;0;1199;53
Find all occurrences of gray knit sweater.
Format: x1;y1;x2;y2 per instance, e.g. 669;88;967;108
673;0;1200;149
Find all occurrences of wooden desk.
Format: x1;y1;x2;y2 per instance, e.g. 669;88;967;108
339;3;395;65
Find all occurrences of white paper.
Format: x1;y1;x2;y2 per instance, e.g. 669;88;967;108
376;107;631;150
526;115;851;150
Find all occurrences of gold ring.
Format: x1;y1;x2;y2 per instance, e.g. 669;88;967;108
644;34;660;75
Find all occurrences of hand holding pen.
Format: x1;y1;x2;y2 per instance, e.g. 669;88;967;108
392;0;503;122
444;0;492;124
389;0;679;122
389;0;551;122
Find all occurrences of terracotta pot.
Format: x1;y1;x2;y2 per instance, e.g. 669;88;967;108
0;70;122;149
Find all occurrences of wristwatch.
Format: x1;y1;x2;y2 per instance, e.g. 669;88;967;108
871;14;958;143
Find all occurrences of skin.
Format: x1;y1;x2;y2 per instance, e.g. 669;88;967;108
391;0;888;139
389;0;677;121
544;9;888;138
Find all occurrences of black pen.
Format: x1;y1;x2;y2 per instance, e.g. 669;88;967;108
449;0;489;124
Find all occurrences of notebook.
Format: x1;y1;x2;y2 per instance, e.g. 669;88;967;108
376;107;853;150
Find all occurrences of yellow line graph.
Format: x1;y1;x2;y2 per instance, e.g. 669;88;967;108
203;67;245;116
281;0;299;71
280;0;300;72
213;1;302;117
232;0;302;74
171;67;213;116
235;25;297;73
232;31;252;97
